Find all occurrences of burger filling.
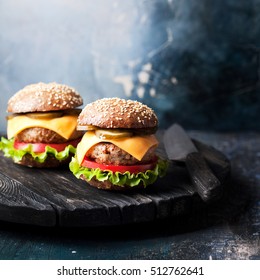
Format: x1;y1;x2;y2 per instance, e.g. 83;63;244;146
86;143;156;166
0;110;83;164
15;127;82;143
69;130;168;188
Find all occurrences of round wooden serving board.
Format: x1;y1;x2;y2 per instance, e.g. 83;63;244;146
0;132;230;227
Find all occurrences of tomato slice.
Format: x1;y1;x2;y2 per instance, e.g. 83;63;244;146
81;157;157;174
14;138;81;153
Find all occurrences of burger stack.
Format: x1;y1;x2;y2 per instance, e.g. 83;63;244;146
1;82;83;168
0;86;167;190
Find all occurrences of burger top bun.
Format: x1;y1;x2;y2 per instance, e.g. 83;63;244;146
78;97;158;129
7;82;83;113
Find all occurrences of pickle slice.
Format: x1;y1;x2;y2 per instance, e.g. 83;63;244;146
95;129;133;140
77;125;99;131
26;112;64;119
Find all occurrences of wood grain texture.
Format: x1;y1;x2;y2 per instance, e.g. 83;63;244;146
0;132;230;227
0;171;55;226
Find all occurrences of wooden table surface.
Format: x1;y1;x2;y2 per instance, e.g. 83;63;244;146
0;131;259;260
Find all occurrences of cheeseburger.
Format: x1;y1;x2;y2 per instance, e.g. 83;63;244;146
0;82;83;168
69;97;168;190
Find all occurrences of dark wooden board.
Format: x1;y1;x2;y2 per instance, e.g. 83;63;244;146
0;132;230;227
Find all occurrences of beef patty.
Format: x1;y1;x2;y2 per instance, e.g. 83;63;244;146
86;143;156;165
16;127;83;143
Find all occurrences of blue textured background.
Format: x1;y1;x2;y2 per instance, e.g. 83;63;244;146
0;0;259;132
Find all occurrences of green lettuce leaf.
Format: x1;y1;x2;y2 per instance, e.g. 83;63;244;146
0;137;76;163
69;156;168;188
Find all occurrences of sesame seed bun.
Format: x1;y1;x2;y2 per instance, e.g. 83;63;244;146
78;97;158;130
8;82;83;113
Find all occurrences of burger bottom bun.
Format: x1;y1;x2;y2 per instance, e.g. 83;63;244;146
16;153;72;168
80;175;144;191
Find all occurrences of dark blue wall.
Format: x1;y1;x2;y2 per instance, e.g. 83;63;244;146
0;0;259;131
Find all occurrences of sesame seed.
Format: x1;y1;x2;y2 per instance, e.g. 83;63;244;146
78;97;158;129
7;82;83;113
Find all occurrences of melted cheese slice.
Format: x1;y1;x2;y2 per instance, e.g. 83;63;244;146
7;115;78;140
76;131;159;165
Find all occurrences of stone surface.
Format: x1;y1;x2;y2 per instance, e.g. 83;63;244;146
0;0;260;131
